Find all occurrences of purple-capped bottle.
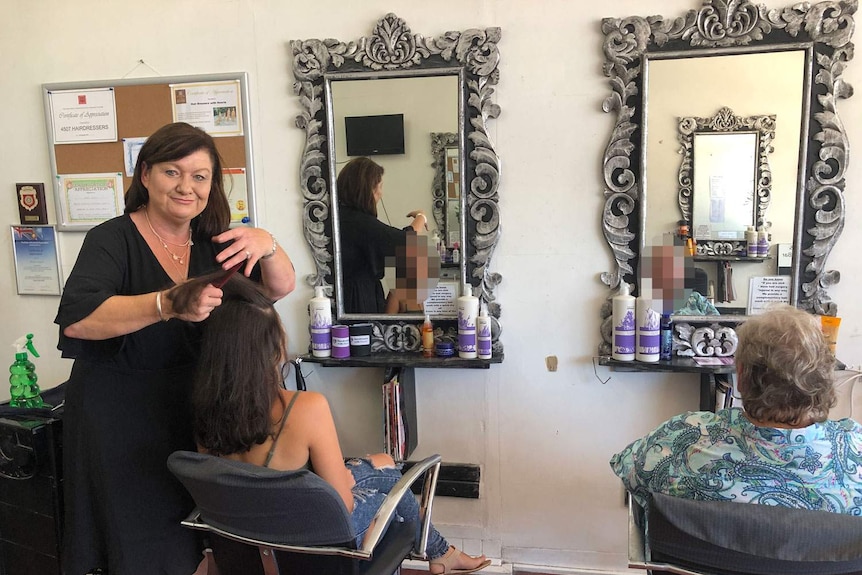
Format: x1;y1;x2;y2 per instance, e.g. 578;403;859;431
612;283;635;361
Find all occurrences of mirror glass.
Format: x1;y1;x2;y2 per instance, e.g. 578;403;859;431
643;51;803;315
329;75;461;317
291;14;503;353
691;131;758;241
599;0;855;355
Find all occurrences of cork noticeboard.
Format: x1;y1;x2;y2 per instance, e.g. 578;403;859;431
42;72;256;231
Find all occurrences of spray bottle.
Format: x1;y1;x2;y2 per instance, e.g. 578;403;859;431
10;334;44;408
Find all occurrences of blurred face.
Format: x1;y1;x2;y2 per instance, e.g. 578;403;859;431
141;149;213;223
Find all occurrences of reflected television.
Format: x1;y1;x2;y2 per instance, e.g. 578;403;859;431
344;114;405;156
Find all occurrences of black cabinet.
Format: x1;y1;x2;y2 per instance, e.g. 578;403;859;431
0;416;63;575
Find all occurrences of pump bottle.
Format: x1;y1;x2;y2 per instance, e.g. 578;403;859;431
476;304;493;360
457;283;479;359
309;286;332;358
612;283;636;361
9;334;44;408
746;225;758;257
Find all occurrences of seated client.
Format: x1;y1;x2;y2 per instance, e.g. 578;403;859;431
177;272;490;575
610;304;862;514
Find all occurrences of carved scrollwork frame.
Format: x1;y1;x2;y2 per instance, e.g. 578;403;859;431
431;132;459;233
291;13;503;354
599;0;855;355
679;106;776;256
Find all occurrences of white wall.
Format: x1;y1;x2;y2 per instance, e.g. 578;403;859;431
2;1;861;572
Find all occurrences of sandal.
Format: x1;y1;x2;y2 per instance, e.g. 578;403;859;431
429;546;491;574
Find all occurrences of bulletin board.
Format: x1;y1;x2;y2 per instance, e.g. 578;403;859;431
42;72;257;231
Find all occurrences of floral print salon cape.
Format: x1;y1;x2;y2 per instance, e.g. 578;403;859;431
610;407;862;514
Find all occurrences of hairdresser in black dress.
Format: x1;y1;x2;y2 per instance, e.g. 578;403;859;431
337;156;426;313
54;122;295;575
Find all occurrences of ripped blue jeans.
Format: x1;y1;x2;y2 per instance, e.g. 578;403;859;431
347;458;449;559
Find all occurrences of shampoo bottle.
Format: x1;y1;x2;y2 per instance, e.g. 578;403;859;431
757;227;769;258
612;283;636;361
746;225;758;257
635;298;660;363
309;286;332;358
476;303;493;360
422;313;435;358
9;334;44;408
457;283;479;359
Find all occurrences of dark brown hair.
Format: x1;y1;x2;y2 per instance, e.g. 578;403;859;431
736;305;835;425
182;271;285;455
336;156;383;216
124;122;230;238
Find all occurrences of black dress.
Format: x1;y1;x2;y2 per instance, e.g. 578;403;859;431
338;205;408;314
55;215;222;575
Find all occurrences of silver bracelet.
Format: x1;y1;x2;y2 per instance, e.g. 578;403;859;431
261;233;278;260
155;291;167;322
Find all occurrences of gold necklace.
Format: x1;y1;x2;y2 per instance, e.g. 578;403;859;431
144;208;193;265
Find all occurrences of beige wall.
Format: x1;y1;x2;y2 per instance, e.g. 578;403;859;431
2;1;861;572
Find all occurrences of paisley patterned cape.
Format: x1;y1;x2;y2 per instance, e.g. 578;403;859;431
610;408;862;515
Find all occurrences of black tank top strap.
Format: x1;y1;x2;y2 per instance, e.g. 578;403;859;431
263;391;301;468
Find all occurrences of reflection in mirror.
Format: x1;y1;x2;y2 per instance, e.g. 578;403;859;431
599;0;855;355
292;13;503;353
330;76;459;316
681;107;775;250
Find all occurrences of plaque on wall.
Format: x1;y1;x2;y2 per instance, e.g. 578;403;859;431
16;183;48;225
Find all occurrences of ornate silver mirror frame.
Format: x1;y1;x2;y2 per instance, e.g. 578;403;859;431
599;0;855;355
291;14;503;353
680;106;776;256
431;132;459;232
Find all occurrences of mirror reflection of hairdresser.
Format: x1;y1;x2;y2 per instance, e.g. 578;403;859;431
337;157;427;313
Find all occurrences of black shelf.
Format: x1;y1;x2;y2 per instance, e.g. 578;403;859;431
298;352;502;369
597;356;735;375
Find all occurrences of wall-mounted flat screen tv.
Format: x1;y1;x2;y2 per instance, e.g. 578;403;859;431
345;114;405;156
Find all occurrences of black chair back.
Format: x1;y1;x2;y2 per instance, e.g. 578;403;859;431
646;492;862;575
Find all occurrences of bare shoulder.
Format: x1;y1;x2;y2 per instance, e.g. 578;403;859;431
281;389;331;415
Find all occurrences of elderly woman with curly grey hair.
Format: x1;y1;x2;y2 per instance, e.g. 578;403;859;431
610;304;862;514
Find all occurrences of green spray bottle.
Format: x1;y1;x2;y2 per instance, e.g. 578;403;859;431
9;334;44;408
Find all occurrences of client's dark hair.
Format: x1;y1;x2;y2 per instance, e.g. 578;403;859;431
178;271;285;455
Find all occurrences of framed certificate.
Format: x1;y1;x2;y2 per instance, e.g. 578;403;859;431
10;226;63;296
56;172;124;231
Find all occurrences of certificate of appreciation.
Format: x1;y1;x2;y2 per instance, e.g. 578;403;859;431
57;173;124;230
48;87;118;144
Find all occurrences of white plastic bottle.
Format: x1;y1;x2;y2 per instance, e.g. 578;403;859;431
635;297;660;363
476;303;492;360
457;283;479;359
757;227;769;258
612;283;636;361
746;225;758;258
309;286;332;358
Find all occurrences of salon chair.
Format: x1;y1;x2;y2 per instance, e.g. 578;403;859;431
628;491;862;575
167;450;442;575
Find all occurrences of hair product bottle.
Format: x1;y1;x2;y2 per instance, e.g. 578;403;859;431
457;283;479;359
612;283;636;361
746;225;758;257
309;286;332;358
422;313;435;358
476;303;493;360
635;298;660;363
757;227;769;258
659;314;673;361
